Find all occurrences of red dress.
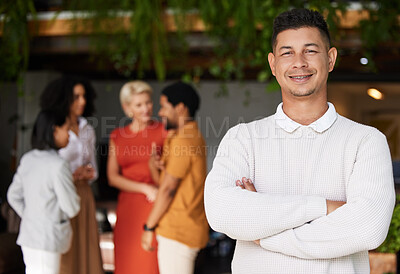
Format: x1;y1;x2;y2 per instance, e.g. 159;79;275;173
110;121;166;274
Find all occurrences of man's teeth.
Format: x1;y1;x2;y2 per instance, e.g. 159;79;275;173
291;75;309;79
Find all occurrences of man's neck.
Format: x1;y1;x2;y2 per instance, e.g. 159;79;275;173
176;116;193;130
282;97;328;126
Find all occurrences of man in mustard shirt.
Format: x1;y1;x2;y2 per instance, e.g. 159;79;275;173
141;81;209;274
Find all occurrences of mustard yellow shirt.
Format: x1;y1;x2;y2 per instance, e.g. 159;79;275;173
157;121;209;248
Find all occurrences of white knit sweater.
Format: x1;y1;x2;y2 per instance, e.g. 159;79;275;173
204;103;395;274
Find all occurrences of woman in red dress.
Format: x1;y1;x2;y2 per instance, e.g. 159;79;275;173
107;81;166;274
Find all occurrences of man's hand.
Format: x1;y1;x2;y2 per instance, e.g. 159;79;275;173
236;177;256;192
326;200;346;215
141;230;155;252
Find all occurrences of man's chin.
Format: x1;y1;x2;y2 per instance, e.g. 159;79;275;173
165;119;177;130
290;89;315;97
166;123;176;130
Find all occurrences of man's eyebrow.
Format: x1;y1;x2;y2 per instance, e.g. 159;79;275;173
305;43;320;48
278;46;292;51
277;43;322;52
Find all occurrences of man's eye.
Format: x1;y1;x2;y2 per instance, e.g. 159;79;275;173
282;52;291;56
305;50;317;54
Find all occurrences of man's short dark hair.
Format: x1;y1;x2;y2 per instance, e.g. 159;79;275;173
161;82;200;118
31;110;66;150
271;8;331;50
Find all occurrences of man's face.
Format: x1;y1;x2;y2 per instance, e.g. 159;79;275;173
268;27;337;100
158;95;178;130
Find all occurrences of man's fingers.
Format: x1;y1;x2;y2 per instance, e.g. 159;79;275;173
142;242;150;251
236;177;256;192
240;177;256;192
141;231;155;252
236;180;245;189
142;243;154;252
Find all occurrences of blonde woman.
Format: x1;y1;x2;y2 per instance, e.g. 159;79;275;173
107;81;166;274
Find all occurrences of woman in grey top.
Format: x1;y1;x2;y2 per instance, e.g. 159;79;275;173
7;110;80;274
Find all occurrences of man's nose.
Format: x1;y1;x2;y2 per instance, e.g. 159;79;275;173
292;53;308;69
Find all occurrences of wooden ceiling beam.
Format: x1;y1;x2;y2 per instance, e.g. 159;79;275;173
2;9;397;37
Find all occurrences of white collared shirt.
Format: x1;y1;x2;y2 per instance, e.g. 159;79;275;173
274;102;337;133
58;117;98;183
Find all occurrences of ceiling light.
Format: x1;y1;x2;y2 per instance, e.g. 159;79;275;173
367;88;384;100
360;57;368;65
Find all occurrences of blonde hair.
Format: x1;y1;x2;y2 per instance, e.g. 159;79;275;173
119;81;153;105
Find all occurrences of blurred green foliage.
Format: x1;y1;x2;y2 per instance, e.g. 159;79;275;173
0;0;399;91
376;195;400;254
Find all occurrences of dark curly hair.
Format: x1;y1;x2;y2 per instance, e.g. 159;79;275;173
271;8;331;51
40;75;96;118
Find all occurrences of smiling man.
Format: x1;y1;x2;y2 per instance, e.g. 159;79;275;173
204;8;395;274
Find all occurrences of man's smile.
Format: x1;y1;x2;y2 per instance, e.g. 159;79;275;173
289;73;313;82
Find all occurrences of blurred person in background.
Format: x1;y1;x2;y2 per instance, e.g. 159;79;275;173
40;76;103;274
107;81;166;274
141;82;209;274
8;110;80;274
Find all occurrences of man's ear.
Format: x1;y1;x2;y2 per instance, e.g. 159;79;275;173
268;52;276;76
328;47;338;72
175;102;186;115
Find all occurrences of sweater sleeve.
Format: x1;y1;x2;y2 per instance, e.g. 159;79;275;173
259;130;395;259
204;124;327;241
54;161;81;218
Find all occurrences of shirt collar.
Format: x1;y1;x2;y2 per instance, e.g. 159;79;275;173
274;102;337;133
78;117;87;130
68;117;88;138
